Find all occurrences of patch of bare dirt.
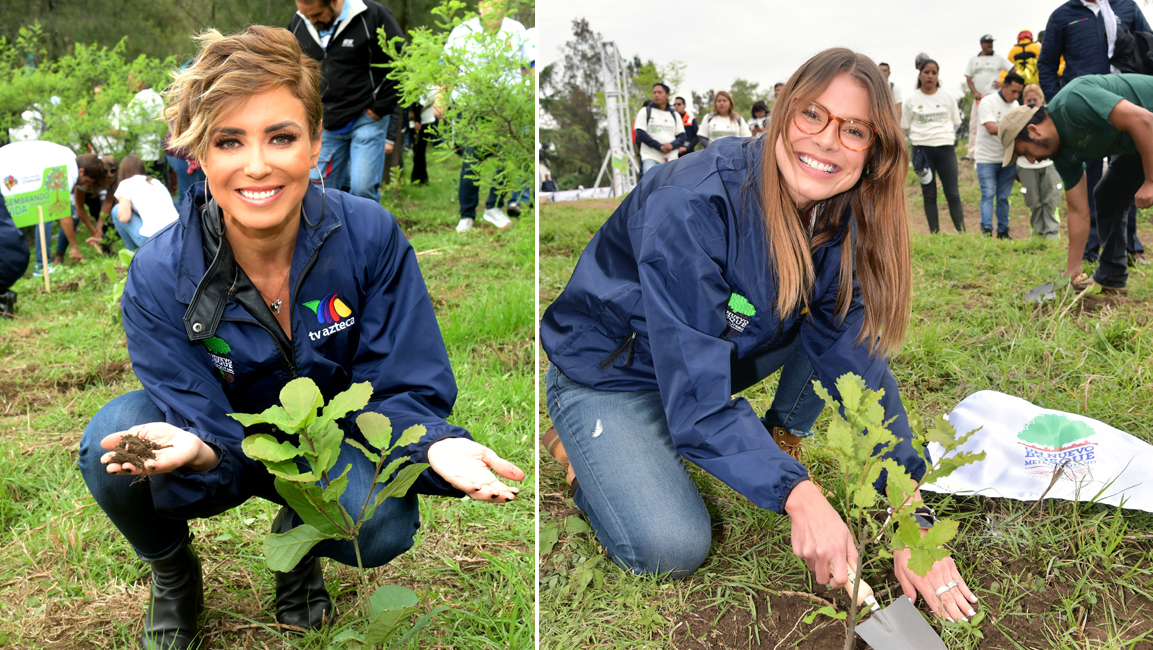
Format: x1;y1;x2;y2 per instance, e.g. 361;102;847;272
0;359;131;409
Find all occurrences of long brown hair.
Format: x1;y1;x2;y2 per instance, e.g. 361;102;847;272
759;47;910;358
118;155;150;184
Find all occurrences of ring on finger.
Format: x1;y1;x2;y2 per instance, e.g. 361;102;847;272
934;584;951;597
946;580;959;590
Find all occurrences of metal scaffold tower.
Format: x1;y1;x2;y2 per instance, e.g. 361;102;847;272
593;41;638;197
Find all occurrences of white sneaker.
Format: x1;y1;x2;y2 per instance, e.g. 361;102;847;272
482;207;511;230
455;218;474;233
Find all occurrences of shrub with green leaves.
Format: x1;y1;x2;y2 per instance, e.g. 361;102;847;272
812;374;985;639
231;377;444;648
382;0;534;207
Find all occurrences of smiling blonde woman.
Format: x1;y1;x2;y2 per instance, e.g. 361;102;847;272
76;26;523;650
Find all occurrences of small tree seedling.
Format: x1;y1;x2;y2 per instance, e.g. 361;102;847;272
231;377;445;648
811;373;985;648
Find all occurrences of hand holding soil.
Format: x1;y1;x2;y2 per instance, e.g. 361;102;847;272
100;422;219;475
426;437;525;502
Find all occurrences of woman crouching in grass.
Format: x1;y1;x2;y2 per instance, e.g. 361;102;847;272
542;48;978;623
77;26;523;650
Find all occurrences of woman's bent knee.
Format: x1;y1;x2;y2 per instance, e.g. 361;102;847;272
611;520;712;579
347;493;421;568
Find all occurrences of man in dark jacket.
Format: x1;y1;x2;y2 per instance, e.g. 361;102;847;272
1039;0;1151;265
290;0;405;203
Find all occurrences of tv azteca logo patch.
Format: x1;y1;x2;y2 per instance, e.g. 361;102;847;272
303;293;356;341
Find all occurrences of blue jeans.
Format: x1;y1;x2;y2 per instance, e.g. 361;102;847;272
641;158;662;175
458;145;502;220
312;112;391;203
167;155;206;210
78;391;420;565
544;330;824;578
977;162;1015;233
111;205;148;251
31;220;55;270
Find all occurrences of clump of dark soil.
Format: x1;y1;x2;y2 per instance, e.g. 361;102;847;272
108;435;170;477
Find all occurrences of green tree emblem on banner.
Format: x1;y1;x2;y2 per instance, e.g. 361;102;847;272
1016;414;1096;450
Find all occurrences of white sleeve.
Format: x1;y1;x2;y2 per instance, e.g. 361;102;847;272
949;93;962;128
900;96;913;131
964;56;976;77
977;96;996;126
739;116;751;137
697;115;710;139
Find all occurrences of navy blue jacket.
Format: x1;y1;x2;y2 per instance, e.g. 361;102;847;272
123;183;468;518
0;194;29;292
1039;0;1152;102
541;138;923;514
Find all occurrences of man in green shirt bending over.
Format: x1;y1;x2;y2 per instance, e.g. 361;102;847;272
1000;74;1153;294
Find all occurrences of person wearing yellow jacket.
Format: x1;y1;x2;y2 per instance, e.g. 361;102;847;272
1008;30;1042;86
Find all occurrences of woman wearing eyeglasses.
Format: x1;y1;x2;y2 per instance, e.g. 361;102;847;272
901;59;965;233
541;48;978;623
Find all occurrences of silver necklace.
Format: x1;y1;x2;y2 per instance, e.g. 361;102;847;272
258;270;291;314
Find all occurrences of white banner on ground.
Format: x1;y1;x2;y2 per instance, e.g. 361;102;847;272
922;391;1153;513
542;187;613;202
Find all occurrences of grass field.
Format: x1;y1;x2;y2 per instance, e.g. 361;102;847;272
0;156;535;649
539;164;1153;649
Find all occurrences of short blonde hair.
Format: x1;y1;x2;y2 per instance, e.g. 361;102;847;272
1022;83;1045;103
163;26;323;161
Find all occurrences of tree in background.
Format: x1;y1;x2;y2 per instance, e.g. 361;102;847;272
385;0;534;206
0;23;173;158
728;78;771;119
539;19;608;191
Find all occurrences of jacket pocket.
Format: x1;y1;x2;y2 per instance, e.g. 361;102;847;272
597;331;638;370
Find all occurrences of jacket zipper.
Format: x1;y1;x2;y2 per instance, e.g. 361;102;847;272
597;331;637;370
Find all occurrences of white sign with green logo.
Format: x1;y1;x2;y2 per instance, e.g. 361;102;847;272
921;391;1153;513
0;141;79;227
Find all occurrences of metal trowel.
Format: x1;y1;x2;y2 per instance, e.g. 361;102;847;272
1025;281;1056;303
846;568;946;650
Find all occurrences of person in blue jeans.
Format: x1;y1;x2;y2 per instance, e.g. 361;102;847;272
78;27;523;650
975;72;1025;237
541;49;978;624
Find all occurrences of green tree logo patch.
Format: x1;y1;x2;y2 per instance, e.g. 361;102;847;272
202;336;235;383
725;293;756;337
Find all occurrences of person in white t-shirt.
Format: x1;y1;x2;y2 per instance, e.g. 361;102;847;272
697;91;751;147
633;83;685;175
1014;84;1061;240
975;71;1024;237
111;155;179;251
964;35;1014;154
879;62;902;119
901;59;965;233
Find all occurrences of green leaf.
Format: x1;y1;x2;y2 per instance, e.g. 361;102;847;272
322;463;353;503
908;544;951;577
117;248;135;266
280;377;324;429
376;456;410;485
374;463;429;504
920;518;959;548
802;605;846;624
573;556;601;595
240;434;300;464
333;628;365;644
310;419;344;475
263;459;306;481
370;585;419;615
346;439;380;465
836;373;864;413
274;479;345;537
390;424;427;454
103;260;116;282
539;522;560;555
357;412;393;450
364;607;419;646
565;515;591;535
263;524;328;572
230;405;296;434
319;381;373;425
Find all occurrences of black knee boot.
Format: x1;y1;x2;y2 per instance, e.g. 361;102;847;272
272;508;334;630
140;535;203;650
0;291;15;319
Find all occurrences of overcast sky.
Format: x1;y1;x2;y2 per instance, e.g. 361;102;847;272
539;0;1152;108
